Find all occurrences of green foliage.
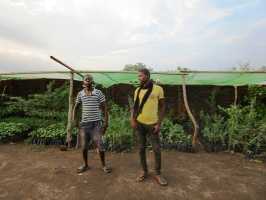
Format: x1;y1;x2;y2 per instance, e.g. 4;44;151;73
29;123;77;140
0;122;30;140
200;111;227;146
221;100;254;151
246;121;266;154
1;80;264;154
0;81;69;120
0;97;25;118
200;91;266;155
2;117;54;130
104;103;133;151
0;81;69;143
247;85;266;118
161;118;191;145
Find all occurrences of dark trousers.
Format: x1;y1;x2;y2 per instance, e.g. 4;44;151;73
136;122;161;175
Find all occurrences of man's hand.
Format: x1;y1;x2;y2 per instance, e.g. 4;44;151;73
131;118;137;129
153;123;161;134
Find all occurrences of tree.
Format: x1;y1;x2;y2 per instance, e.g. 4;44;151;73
123;63;153;71
232;62;266;71
176;66;189;71
238;61;251;71
232;61;251;71
259;66;266;71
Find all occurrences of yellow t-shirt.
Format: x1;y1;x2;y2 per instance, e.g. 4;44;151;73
134;84;164;125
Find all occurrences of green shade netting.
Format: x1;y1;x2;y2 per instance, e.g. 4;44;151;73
0;71;265;87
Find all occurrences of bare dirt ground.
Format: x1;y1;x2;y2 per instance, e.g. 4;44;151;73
0;143;265;200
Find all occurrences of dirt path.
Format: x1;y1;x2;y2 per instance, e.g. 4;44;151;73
0;143;265;200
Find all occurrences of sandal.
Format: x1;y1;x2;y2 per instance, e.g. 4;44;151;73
153;174;168;186
136;171;148;182
102;166;112;173
77;165;90;173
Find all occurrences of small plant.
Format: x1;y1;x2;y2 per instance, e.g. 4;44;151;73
161;118;190;144
200;111;227;152
161;118;192;151
246;122;266;155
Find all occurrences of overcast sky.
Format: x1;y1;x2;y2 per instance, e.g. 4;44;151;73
0;0;266;72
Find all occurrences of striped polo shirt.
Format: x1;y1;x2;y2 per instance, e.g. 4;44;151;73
76;88;106;123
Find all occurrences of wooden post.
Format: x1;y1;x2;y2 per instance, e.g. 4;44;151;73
234;86;238;106
75;132;80;149
1;85;7;99
181;75;199;149
66;72;74;148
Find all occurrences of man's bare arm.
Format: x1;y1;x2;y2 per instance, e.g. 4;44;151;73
100;101;109;133
158;98;165;125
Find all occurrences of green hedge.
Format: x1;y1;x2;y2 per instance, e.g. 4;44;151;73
0;122;31;141
29;123;78;145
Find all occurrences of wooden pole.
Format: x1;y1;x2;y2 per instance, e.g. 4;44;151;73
50;56;84;79
1;85;7;99
234;86;238;106
50;56;84;149
66;72;74;148
181;75;199;149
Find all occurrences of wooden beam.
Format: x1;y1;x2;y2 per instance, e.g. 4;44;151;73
180;70;266;74
181;75;200;150
50;56;84;78
0;70;188;76
234;86;238;106
66;72;74;148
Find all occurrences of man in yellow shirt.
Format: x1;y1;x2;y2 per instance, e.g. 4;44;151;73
131;68;167;186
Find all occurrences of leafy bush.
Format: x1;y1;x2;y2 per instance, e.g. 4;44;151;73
104;103;133;151
0;97;25;118
0;122;30;141
246;85;266;118
0;82;69;120
201;113;226;145
161;118;191;145
200;112;227;152
2;117;55;130
246;121;266;155
220;100;257;152
29;123;78;145
200;94;266;156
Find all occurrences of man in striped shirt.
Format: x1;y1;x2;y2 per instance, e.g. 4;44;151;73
72;74;111;173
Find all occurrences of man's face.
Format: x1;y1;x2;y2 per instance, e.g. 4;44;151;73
83;76;93;87
138;71;148;85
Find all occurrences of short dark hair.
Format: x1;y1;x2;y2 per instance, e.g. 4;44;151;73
84;74;93;81
138;68;150;78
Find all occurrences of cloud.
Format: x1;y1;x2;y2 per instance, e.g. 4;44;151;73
0;0;265;72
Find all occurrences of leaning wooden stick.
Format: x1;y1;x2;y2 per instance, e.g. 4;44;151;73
50;56;84;78
50;56;83;149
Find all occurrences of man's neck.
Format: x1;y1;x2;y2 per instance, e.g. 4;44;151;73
84;86;93;95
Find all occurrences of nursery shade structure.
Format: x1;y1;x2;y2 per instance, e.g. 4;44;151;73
0;71;265;87
1;70;266;149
